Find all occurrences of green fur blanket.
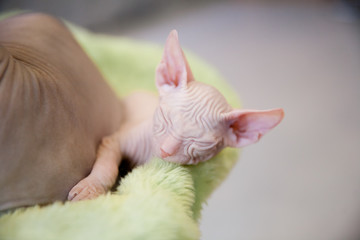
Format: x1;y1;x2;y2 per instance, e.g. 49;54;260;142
0;23;241;240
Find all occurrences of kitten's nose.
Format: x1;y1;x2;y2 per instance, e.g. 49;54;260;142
160;135;180;159
160;148;171;158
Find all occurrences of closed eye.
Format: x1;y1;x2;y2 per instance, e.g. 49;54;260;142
153;121;166;135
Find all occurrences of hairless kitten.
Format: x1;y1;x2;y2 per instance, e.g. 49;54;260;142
68;30;284;201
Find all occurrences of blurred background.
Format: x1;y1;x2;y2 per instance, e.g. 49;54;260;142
1;0;359;239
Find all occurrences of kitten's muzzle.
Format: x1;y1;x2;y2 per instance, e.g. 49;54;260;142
159;135;181;159
160;148;171;158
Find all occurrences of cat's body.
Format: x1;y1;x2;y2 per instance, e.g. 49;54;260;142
68;30;284;201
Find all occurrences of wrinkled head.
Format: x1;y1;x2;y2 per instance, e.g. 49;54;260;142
153;30;284;164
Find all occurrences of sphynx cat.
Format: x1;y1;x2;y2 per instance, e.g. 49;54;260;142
68;30;284;201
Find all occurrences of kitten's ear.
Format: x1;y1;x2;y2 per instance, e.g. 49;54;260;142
222;108;284;148
156;30;194;93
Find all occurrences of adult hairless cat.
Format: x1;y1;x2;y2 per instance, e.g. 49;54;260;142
0;13;123;211
68;30;284;201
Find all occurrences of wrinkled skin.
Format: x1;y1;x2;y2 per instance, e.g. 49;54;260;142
0;13;123;211
68;30;284;201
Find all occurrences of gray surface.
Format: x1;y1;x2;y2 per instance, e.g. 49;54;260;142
97;2;360;240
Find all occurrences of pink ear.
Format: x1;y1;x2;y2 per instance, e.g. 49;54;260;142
222;108;284;148
155;30;194;92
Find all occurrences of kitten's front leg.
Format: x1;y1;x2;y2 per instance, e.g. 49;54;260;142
68;134;121;201
67;174;108;201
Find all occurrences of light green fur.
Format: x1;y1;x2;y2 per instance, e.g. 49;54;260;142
0;23;241;240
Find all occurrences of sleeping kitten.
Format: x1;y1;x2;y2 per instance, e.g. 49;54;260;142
68;30;284;201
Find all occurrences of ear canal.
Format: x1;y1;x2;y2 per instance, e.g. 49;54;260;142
155;30;194;92
222;108;284;148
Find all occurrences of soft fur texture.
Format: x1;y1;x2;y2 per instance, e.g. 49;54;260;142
0;21;241;240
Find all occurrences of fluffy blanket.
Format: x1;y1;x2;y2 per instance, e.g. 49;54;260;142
0;21;241;240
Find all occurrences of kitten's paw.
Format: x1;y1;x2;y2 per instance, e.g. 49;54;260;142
68;175;107;201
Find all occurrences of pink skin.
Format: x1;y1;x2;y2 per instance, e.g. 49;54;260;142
68;30;284;201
